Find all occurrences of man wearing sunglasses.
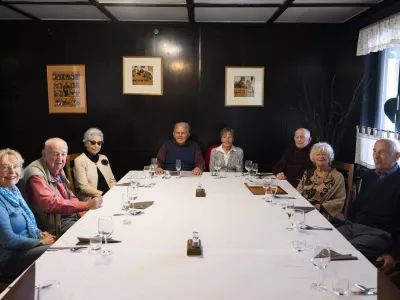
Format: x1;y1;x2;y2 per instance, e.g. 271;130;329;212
155;122;205;175
23;138;102;234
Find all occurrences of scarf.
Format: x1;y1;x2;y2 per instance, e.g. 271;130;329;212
0;186;40;239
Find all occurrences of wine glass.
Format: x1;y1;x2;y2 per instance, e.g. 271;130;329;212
244;160;253;180
176;159;181;178
310;242;331;291
285;199;295;230
98;216;114;256
120;193;131;225
214;161;222;179
143;165;151;187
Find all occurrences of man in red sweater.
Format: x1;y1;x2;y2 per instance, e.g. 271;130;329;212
272;128;314;187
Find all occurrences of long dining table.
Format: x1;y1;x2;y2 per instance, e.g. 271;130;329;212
4;171;378;299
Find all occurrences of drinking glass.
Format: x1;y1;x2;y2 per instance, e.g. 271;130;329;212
244;160;253;180
143;165;151;186
332;278;349;296
235;164;241;177
262;178;272;202
151;158;158;170
176;160;181;178
293;209;305;230
270;179;278;201
310;242;331;291
127;184;138;202
98;216;114;256
121;193;131;225
89;235;102;252
252;163;258;177
285;199;295;230
128;174;137;186
214;161;222;179
292;240;306;252
36;280;60;300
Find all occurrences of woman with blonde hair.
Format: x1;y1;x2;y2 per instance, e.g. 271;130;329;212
0;149;55;279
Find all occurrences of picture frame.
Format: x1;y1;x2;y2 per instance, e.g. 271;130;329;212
122;56;163;96
225;67;264;107
46;64;87;114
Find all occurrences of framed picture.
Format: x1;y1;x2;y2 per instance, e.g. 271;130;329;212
46;65;87;114
122;56;163;96
225;67;264;107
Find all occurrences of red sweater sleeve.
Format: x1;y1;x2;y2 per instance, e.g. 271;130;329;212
194;147;205;171
27;176;87;215
156;144;167;169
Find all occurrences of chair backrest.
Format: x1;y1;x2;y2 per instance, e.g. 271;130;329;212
205;144;219;171
65;153;81;194
331;161;354;218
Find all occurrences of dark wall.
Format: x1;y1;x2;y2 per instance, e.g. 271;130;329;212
0;21;365;178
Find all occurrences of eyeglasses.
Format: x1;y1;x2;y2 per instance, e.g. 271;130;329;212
0;164;22;172
89;140;103;146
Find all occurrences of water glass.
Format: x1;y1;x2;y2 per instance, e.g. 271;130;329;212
121;193;131;225
252;163;258;177
143;165;151;186
235;164;241;176
89;235;102;252
292;240;306;252
151;157;158;170
332;278;349;296
293;209;305;230
98;216;114;256
219;169;226;178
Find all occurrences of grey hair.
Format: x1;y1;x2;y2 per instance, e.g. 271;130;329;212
83;128;104;144
220;127;235;138
310;142;335;165
295;128;311;138
44;138;68;151
0;149;24;179
173;122;190;133
378;138;400;157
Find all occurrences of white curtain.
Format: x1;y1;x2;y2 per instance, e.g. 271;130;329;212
356;12;400;56
355;126;399;169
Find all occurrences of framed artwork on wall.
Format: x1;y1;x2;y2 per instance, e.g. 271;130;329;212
122;56;163;96
46;65;87;114
225;67;264;107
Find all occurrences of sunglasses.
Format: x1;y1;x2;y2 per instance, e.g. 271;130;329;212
89;140;103;146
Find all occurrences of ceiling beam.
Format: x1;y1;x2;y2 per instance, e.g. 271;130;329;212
292;3;373;8
267;0;294;24
186;0;194;23
0;2;40;20
3;1;88;4
87;0;117;21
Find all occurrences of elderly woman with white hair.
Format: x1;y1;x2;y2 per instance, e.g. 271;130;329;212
297;142;346;221
73;128;117;201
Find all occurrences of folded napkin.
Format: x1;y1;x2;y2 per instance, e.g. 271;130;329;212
76;236;122;245
115;182;130;187
294;206;315;214
330;250;358;261
244;183;287;195
131;201;154;209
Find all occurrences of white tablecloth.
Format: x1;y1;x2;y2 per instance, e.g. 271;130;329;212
15;172;379;299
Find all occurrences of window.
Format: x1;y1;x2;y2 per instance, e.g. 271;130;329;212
378;46;400;131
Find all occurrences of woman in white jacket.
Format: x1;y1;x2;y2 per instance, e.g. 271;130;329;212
73;128;116;201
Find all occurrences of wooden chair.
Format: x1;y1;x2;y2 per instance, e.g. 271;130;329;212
65;153;81;194
332;161;354;219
